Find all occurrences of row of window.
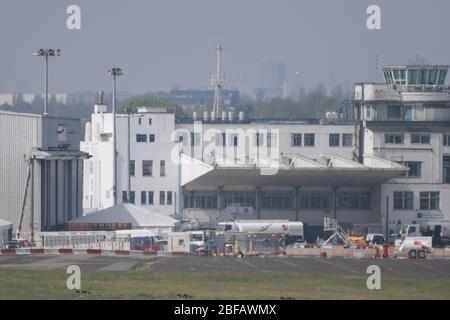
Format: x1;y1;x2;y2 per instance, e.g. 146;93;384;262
136;134;156;143
384;69;446;86
393;191;440;211
178;132;353;148
137;118;152;126
291;133;353;147
122;190;173;205
385;133;450;145
385;133;432;144
129;160;166;177
183;191;371;210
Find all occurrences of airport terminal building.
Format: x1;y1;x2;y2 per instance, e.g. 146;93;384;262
81;64;450;239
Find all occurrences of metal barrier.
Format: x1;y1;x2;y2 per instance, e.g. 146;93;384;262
213;232;286;256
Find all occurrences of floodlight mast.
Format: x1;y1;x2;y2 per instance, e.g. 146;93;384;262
107;67;123;205
32;49;61;116
211;45;225;119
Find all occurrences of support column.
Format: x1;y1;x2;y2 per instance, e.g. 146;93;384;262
217;186;224;211
333;186;339;221
294;186;300;221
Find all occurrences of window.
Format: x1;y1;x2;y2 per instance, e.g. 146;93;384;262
438;70;447;85
138;118;142;125
129;191;135;204
304;134;315;147
291;133;302;147
261;192;293;209
267;132;277;148
342;134;353;147
148;191;154;205
231;134;238;147
160;160;166;177
387;105;401;119
385;133;404;144
167;191;173;205
183;191;217;209
148;118;152;125
122;191;128;203
329;134;340;147
408;70;418;85
403;106;412;121
149;134;155;143
398;161;421;178
394;191;413;210
420;192;440;210
411;134;431;144
299;191;331;209
141;191;147;205
444;134;450;146
178;239;185;246
142;160;153;176
136;134;147;142
129;160;135;176
443;156;450;184
224;192;255;208
256;133;264;147
337;191;371;210
190;132;201;146
159;191;166;205
99;133;111;142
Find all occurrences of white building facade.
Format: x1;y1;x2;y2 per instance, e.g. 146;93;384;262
354;64;450;235
82;64;450;240
82;106;177;216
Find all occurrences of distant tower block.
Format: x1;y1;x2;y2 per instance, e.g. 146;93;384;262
211;45;225;120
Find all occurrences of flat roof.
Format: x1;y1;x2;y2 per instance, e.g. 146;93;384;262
366;121;450;132
0;110;81;121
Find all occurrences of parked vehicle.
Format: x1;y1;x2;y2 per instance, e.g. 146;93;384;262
395;224;433;258
366;233;385;245
217;220;303;243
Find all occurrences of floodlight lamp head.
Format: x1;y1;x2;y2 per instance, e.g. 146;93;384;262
108;67;124;77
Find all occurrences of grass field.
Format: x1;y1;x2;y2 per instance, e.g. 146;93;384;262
1;268;449;300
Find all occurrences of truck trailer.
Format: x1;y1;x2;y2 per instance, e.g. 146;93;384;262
217;220;304;243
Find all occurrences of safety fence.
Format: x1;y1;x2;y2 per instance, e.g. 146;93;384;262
212;232;286;256
286;245;450;259
0;248;177;257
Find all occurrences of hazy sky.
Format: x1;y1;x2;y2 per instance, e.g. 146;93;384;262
0;0;449;95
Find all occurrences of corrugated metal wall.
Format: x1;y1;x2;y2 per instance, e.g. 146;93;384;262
0;111;42;237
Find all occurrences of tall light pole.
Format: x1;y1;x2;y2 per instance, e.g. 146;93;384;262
33;48;61;116
108;67;123;206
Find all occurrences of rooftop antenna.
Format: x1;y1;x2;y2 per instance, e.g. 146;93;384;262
375;53;379;81
211;45;226;119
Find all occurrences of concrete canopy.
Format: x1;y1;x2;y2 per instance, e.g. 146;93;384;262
182;154;407;189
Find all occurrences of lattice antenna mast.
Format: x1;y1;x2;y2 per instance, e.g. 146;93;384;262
211;45;225;119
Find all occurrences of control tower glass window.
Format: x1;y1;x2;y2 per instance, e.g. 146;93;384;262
428;69;437;85
408;70;418;85
438;70;447;85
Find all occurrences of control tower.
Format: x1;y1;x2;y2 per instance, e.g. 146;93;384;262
381;65;448;86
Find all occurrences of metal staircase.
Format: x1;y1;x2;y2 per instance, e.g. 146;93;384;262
322;217;352;247
209;203;254;228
